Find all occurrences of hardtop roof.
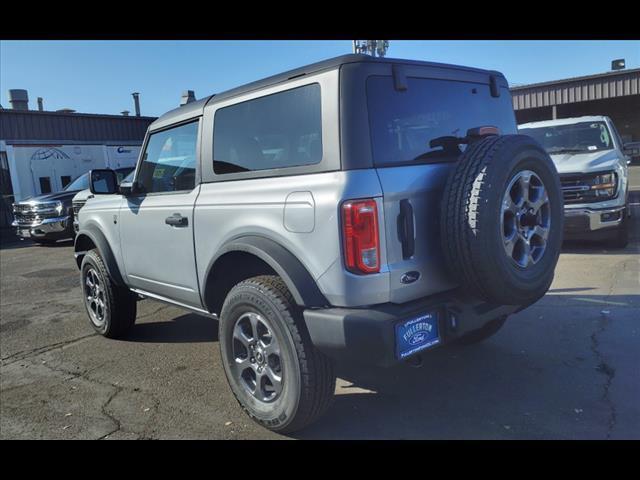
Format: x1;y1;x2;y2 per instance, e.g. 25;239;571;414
149;54;507;131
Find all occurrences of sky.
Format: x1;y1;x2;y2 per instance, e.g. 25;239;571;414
1;40;639;117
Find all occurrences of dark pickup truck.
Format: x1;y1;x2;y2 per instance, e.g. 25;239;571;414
12;168;133;244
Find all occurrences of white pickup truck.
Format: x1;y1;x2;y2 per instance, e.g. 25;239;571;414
519;116;630;248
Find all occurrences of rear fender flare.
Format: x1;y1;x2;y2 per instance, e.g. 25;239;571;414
204;235;328;309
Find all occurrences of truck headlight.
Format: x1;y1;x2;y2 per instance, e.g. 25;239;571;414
55;201;64;214
590;172;617;198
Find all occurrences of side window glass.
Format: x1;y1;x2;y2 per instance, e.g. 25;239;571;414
137;121;199;193
213;84;322;174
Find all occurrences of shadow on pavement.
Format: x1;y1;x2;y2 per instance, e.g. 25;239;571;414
293;293;638;439
0;234;74;251
125;313;218;344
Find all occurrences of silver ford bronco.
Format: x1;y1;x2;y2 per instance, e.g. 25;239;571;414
74;54;564;433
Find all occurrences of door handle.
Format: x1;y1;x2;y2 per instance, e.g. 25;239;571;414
397;199;415;259
165;213;188;227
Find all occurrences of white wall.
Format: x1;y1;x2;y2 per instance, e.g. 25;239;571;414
8;144;141;202
105;145;141;169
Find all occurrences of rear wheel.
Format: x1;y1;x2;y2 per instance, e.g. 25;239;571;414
80;249;137;338
219;275;336;433
441;135;564;306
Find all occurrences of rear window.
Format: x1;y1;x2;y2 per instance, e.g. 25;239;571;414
213;84;322;174
366;76;517;166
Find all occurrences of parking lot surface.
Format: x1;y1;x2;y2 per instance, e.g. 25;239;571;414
1;168;639;439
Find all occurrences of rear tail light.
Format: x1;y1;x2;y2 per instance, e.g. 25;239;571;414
342;199;380;274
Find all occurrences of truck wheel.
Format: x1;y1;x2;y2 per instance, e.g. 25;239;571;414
606;211;629;249
454;316;507;346
441;134;564;306
80;249;137;338
219;275;336;433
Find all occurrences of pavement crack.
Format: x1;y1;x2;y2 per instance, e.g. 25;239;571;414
590;315;617;439
96;385;124;440
34;358;146;440
0;333;97;366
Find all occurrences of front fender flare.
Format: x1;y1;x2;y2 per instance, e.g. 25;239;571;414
74;227;125;287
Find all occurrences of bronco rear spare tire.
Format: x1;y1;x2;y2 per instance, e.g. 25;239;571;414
441;134;563;306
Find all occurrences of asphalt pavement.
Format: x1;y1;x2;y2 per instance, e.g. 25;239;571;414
1;168;638;439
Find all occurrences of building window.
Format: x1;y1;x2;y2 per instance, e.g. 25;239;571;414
60;176;72;188
39;177;52;194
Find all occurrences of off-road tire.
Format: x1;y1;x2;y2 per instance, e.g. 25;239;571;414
454;316;508;346
80;249;137;338
441;134;564;306
219;275;336;433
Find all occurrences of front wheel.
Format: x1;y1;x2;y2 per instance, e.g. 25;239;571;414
80;249;137;338
219;275;336;433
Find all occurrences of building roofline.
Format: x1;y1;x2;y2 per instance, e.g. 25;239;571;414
510;67;640;91
0;109;156;121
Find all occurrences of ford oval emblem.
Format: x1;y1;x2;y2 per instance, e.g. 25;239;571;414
400;271;420;284
409;332;427;345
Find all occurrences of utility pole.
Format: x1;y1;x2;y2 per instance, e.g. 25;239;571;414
353;40;389;58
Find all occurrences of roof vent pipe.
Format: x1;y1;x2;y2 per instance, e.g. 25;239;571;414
131;92;141;116
121;110;130;116
37;97;44;111
180;90;196;106
8;89;29;110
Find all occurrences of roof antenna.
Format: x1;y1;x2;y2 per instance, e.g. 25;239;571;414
353;40;389;58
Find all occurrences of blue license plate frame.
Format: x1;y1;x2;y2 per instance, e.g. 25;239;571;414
395;311;441;359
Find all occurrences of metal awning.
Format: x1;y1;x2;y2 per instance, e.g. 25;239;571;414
510;68;640;110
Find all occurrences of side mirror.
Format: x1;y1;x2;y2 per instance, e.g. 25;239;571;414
89;169;118;194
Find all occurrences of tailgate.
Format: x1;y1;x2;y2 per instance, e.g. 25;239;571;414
376;163;457;304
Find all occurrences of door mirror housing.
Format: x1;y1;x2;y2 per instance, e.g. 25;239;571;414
89;169;118;194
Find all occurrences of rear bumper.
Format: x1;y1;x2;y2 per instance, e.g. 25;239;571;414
303;290;523;367
563;205;626;235
12;216;72;240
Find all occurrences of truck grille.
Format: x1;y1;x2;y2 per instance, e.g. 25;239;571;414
12;204;60;225
560;173;614;204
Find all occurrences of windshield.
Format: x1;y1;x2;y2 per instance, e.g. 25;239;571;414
520;121;614;154
63;173;89;191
